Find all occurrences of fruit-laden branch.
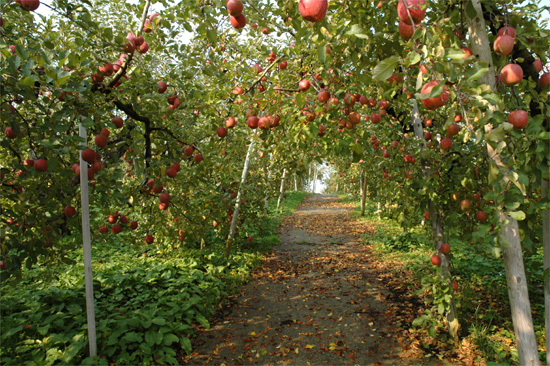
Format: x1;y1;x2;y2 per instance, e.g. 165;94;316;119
150;126;195;151
108;0;151;89
243;0;296;38
245;57;282;94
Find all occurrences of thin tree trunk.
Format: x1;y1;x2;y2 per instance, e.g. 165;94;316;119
542;179;549;366
466;1;539;363
411;99;459;341
360;174;367;216
264;154;274;213
225;137;255;257
277;168;287;210
294;173;298;191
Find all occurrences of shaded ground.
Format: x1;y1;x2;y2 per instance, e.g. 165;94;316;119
181;195;451;365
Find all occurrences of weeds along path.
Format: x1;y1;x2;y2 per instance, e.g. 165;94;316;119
181;195;449;365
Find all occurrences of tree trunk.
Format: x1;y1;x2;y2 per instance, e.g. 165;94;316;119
466;1;539;363
225;137;255;257
277;168;287;210
264;155;274;213
542;178;549;366
294;173;298;191
360;174;367;216
411;99;459;341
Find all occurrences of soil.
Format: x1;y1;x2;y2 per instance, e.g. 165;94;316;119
181;195;453;366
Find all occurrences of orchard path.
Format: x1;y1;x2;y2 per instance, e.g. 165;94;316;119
181;195;452;366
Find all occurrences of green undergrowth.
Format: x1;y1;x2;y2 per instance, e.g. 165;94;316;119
349;197;546;365
0;191;308;366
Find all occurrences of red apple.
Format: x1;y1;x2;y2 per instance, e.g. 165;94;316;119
19;0;40;11
99;63;114;76
497;26;516;38
493;35;514;56
130;221;138;230
431;254;441;265
476;210;488;222
64;205;76;217
247;116;259;129
317;90;330;103
508;110;528;129
159;192;170;203
226;117;237;128
499;64;523;86
112;224;122;234
398;20;414;40
299;0;328;23
397;0;426;25
533;59;543;73
279;61;288;70
5;126;17;139
540;73;550;89
194;153;203;163
371;113;381;124
217;126;228;137
145;235;154;244
99;226;109;234
34;159;48;172
440;137;452;151
226;0;243;16
440;243;450;254
184;145;194;156
81;148;96;163
460;199;472;211
230;14;246;29
447;123;460;137
157;81;167;93
421;80;449;110
112;117;124;128
298;79;311;92
166;167;177;178
95;134;108;148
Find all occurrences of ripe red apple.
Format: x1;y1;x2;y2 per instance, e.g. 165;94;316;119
421;80;449;110
462;47;473;58
130;221;138;230
159;192;170;203
184;145;194;156
34;159;48;172
349;112;361;124
298;0;328;23
508;110;528;129
476;210;488;222
440;137;452;151
194;153;203;163
217;126;227;137
152;184;163;194
279;61;288;70
157;81;167;93
166;167;177;178
64;205;76;217
112;117;124;128
447;123;460;137
95;134;108;148
431;254;441;266
460;199;472;211
226;117;237;128
371;113;381;124
226;0;243;16
497;26;516;38
99;63;114;76
159;202;169;210
397;0;427;25
81;148;97;163
145;235;154;244
317;90;330;103
108;214;118;224
100;128;110;137
230;14;246;29
493;35;514;56
19;0;40;11
424;131;432;140
99;225;108;234
247;116;259;129
398;20;414;40
137;42;149;54
440;243;450;254
5;126;17;139
24;158;34;167
499;64;523;86
298;79;311;92
540;73;550;89
533;59;543;73
112;224;122;234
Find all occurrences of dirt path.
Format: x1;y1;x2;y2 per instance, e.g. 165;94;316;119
182;195;448;366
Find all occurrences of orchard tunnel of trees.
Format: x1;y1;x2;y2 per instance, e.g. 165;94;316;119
1;0;549;364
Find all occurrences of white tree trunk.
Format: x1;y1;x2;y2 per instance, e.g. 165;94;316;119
277;168;287;210
264;154;274;212
225;137;255;257
294;173;298;191
360;174;367;216
543;179;549;366
466;1;539;363
78;124;97;357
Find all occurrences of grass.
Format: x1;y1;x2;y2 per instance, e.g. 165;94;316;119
346;196;546;365
0;191;309;366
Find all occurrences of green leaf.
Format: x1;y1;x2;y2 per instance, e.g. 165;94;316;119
446;48;468;60
317;44;326;64
372;56;400;81
152;317;166;326
180;337;192;354
346;24;368;39
195;313;210;329
162;333;179;346
145;330;156;346
466;63;490;82
206;29;217;44
428;326;437;338
18;77;35;87
507;211;526;221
